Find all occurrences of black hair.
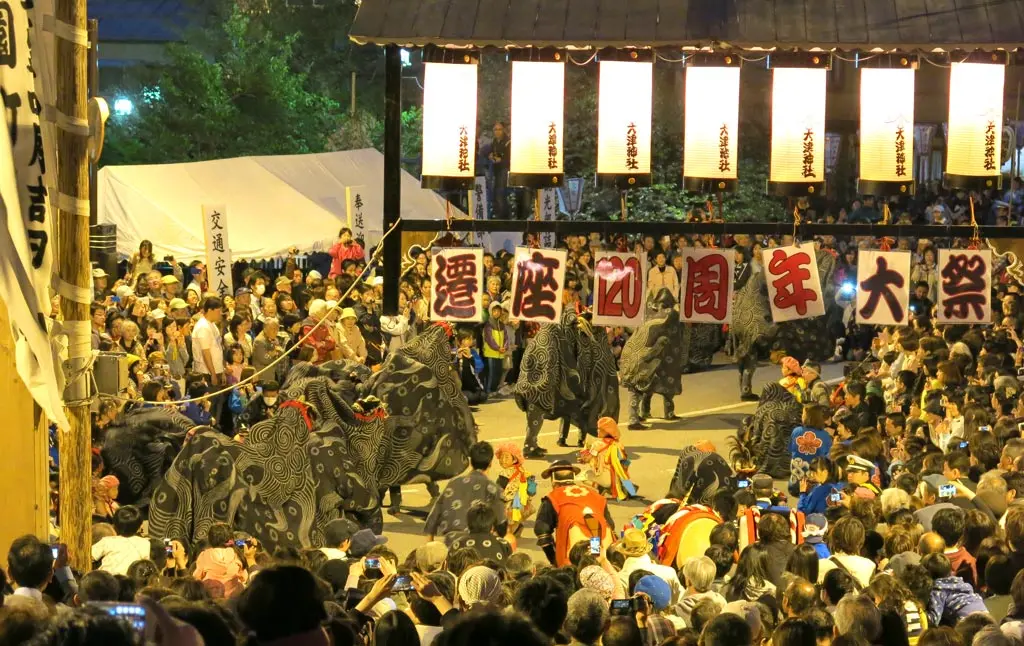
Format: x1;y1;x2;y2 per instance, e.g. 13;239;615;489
6;535;53;589
467;501;497;534
921;553;953;579
78;570;121;602
374;610;419;646
469;441;494;471
931;508;966;547
986;555;1014;595
113;505;144;537
822;568;857;605
700;613;753;646
705;544;735;579
201;296;223;313
709;522;738;551
236;565;328;641
512;576;570;639
206;522;233;548
141;381;164;402
323;518;358;548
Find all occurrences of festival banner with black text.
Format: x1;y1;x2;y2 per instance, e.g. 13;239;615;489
0;0;67;428
763;243;825;323
430;247;484;323
202;204;234;298
679;249;735;324
937;249;992;325
592;251;646;327
509;247;567;324
856;250;911;326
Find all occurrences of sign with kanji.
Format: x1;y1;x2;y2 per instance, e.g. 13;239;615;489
429;247;483;322
202;204;234;298
855;250;911;326
472;176;489;220
679;249;735;324
763;243;824;323
592;252;646;327
937;249;992;325
345;185;368;256
509;246;567;323
539;188;558;249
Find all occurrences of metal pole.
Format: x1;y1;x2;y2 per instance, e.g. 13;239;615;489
56;0;93;572
382;45;402;316
619;191;627;221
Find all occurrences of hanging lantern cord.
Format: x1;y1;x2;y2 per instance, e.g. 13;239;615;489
792;204;802;241
968;195;981;250
879;203;894;251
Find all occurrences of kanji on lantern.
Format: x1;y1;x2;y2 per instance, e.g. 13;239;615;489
938;249;992;325
680;249;734;324
510;247;567;323
430;248;483;322
763;243;824;323
592;252;645;327
856;251;910;326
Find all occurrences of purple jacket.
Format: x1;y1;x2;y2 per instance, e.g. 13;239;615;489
927;576;988;626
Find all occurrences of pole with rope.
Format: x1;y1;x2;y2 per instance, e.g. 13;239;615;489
55;0;93;572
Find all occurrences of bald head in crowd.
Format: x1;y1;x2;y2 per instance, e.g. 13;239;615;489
918;532;946;555
783;579;818;617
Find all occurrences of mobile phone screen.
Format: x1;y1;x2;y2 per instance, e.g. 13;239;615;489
51;545;59;560
737;479;750;488
91;602;148;637
610;599;632;613
391;575;415;592
365;558;380;569
939;484;957;498
829;492;841;503
589;536;601;555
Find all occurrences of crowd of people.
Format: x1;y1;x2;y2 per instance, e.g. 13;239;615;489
11;181;1024;645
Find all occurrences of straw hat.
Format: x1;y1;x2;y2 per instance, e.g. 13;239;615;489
619;528;651;558
340;307;357;321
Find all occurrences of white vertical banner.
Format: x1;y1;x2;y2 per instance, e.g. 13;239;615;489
592;251;646;327
855;250;911;326
345;185;368;259
762;243;825;323
509;246;566;324
937;249;992;325
430;248;483;323
202;204;234;298
471;176;489;220
0;0;67;428
679;248;735;324
539;187;558;249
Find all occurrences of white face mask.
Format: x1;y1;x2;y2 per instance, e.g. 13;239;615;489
254;284;266;296
263;396;277;406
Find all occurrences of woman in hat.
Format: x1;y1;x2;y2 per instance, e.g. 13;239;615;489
495;443;536;535
579;417;637;500
338;307;367;364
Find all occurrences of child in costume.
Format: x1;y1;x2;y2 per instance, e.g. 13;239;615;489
579;417;638;500
495;443;537;535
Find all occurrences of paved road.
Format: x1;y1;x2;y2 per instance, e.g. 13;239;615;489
379;357;845;564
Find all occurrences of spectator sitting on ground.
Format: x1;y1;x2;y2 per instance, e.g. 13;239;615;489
91;506;151;575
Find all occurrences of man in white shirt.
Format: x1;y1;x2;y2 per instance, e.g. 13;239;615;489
320;517;359;561
91;505;153;575
615;528;682;605
192;296;225;386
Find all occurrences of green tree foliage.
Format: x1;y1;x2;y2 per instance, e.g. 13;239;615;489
102;7;341;165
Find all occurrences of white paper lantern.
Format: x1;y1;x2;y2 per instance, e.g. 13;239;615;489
683;65;740;192
945;60;1005;190
768;67;827;196
597;56;652;187
510;59;565;187
859;66;916;195
421;60;478;188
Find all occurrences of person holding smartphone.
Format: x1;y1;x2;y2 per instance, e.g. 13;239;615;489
193;522;251;597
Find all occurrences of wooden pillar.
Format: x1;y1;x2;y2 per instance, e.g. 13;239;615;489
382;44;402;316
56;0;93;573
0;300;49;569
87;18;98;227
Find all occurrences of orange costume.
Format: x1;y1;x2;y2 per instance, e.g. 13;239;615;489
534;461;615;566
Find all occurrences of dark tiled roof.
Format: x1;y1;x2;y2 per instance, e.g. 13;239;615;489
90;0;192;43
349;0;1024;49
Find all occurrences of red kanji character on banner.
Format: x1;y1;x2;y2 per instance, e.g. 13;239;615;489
767;248;819;316
595;255;643;321
683;253;729;321
512;252;561;321
858;256;906;322
433;252;479;319
941;253;987;321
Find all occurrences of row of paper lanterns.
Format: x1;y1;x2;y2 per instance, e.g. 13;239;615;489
421;51;1007;197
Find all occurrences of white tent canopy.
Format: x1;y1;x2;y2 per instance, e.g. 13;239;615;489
98;148;466;263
